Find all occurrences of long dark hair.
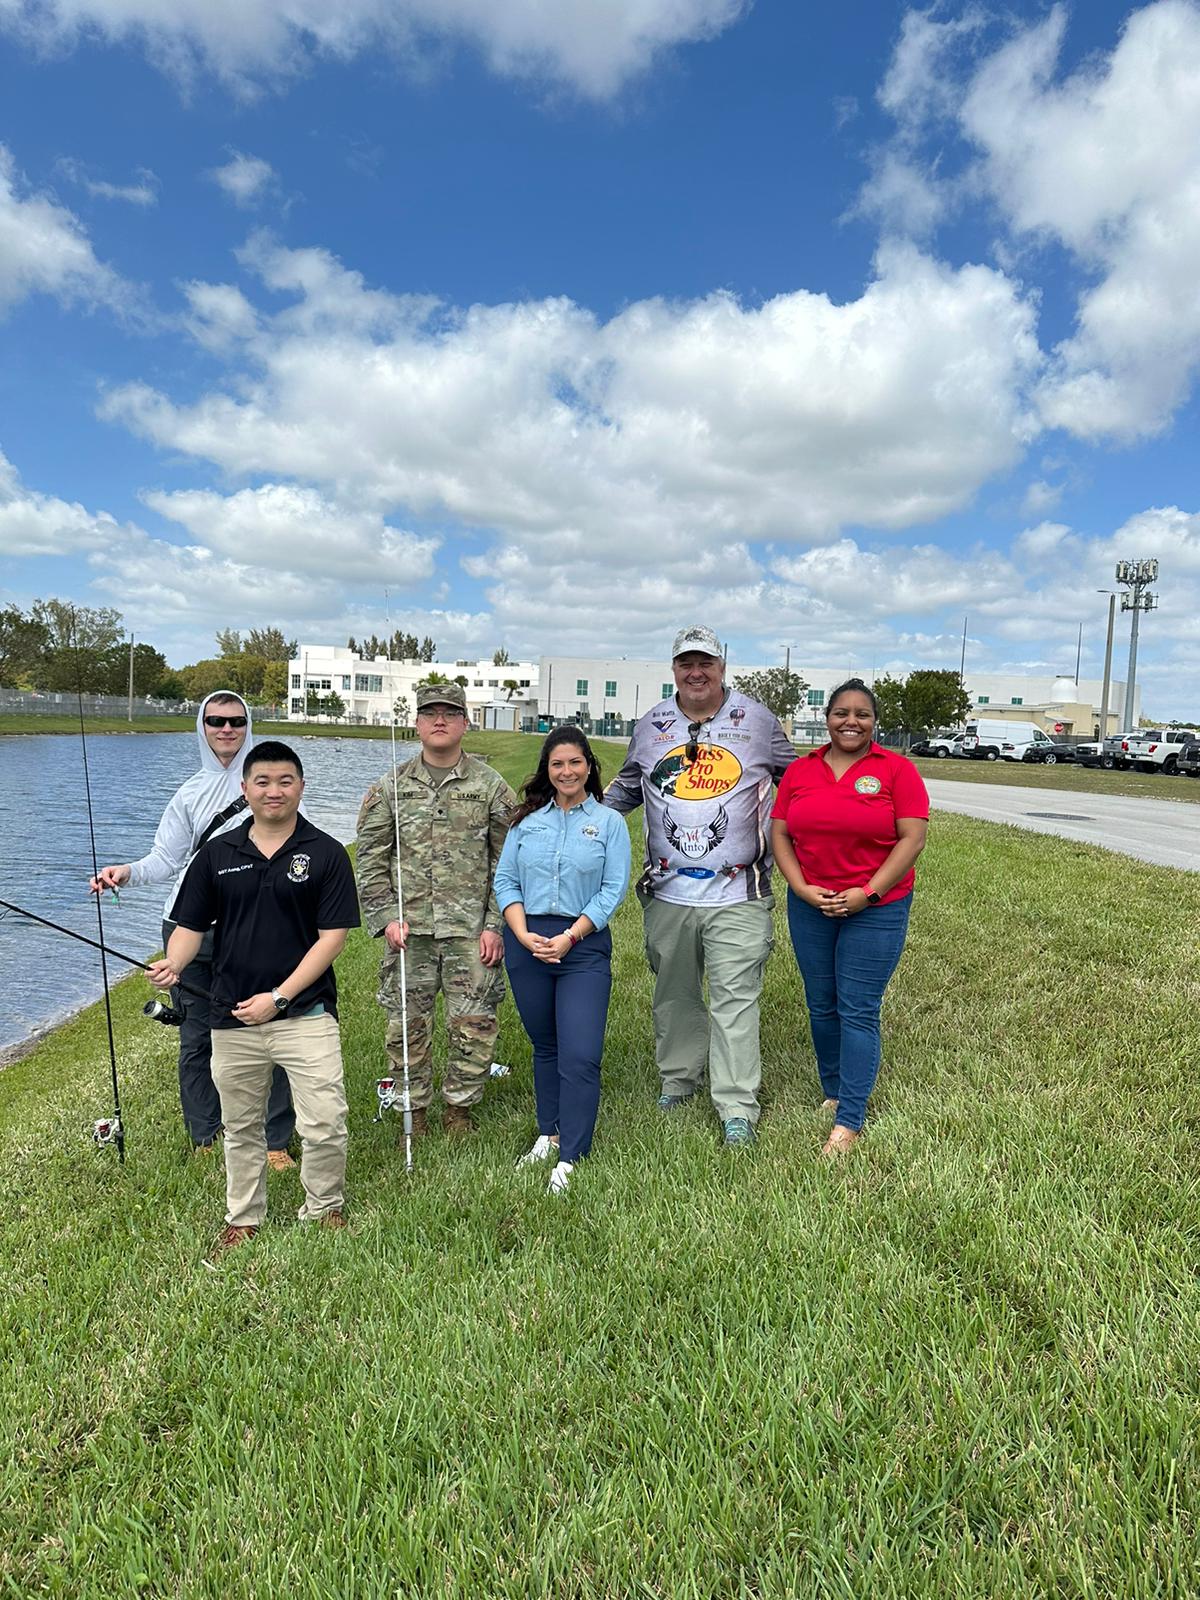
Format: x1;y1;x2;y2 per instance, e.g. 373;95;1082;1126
511;726;604;827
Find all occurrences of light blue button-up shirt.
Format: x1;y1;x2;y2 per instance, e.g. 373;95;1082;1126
494;795;631;931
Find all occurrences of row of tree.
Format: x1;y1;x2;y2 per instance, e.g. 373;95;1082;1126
732;664;971;735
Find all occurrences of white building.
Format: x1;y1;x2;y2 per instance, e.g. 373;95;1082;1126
287;645;539;726
536;656;1137;738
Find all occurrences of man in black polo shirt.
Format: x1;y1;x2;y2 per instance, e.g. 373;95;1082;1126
148;740;361;1257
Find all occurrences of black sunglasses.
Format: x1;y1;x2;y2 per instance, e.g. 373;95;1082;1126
685;720;704;764
204;714;248;729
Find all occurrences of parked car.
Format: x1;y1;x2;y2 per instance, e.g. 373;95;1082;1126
1076;734;1132;770
912;732;967;759
963;720;1061;762
1122;726;1200;774
1176;739;1200;778
1005;738;1076;765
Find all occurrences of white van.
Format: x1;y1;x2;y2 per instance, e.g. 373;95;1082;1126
961;720;1058;761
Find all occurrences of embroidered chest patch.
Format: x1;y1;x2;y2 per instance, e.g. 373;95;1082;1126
854;775;882;796
287;853;311;883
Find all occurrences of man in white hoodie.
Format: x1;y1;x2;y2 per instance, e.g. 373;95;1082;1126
90;691;296;1158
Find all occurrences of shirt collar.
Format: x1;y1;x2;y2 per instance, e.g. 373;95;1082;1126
231;812;317;855
540;793;599;817
408;752;467;787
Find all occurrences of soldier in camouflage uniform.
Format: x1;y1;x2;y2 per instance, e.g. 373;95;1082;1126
356;682;515;1136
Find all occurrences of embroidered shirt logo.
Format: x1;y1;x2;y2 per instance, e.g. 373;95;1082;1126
728;705;746;727
854;775;882;796
287;853;311;883
581;824;600;838
650;744;744;801
651;715;676;732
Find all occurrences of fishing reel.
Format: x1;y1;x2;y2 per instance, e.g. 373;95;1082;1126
373;1076;407;1122
93;1115;123;1148
143;997;184;1027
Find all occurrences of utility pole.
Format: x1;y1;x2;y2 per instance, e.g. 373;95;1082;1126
1074;622;1082;685
1096;591;1115;742
958;615;967;685
127;634;134;723
1116;559;1158;730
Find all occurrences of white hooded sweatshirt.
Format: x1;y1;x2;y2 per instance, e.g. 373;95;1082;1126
125;692;255;920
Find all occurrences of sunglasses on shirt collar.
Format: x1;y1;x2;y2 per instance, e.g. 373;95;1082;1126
685;720;705;764
203;714;248;728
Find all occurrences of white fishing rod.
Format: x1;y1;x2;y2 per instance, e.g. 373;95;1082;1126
385;592;414;1175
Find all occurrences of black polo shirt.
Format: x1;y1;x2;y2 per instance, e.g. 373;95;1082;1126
172;815;361;1028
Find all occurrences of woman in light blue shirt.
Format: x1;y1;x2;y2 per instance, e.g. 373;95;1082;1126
494;726;631;1194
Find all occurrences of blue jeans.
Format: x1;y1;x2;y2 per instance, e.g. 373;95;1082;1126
785;892;912;1133
503;916;613;1163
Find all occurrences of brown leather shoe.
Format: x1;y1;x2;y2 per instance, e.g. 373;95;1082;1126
443;1104;475;1136
320;1210;347;1230
266;1149;297;1172
205;1224;258;1263
821;1126;861;1158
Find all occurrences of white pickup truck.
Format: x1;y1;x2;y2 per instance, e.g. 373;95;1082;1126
1121;727;1200;774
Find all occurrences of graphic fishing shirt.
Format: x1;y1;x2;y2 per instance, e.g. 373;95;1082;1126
604;693;796;906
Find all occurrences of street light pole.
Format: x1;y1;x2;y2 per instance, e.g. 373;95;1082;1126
1096;591;1115;743
127;634;134;723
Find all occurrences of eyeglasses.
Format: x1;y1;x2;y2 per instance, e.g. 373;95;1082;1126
685;720;704;764
204;714;248;729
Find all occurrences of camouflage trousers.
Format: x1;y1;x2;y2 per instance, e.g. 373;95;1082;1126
378;934;505;1109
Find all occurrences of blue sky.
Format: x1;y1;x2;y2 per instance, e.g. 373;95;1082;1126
1;0;1198;716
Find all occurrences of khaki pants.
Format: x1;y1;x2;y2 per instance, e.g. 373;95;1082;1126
642;896;774;1123
211;1014;348;1227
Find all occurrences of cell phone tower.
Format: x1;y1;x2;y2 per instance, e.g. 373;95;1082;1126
1116;558;1158;731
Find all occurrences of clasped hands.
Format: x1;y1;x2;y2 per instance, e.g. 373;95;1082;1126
801;885;869;919
519;929;574;965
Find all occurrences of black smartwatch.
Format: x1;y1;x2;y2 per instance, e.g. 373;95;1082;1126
864;889;882;906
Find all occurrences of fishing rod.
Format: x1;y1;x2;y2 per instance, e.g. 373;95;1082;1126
0;898;212;1006
373;588;415;1173
72;614;126;1161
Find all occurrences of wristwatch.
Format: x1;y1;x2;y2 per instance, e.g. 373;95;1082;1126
271;988;290;1013
864;889;882;905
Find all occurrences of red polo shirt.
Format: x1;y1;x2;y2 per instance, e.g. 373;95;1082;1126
771;743;929;904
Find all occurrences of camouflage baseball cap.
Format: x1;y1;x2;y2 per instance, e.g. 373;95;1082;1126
415;681;468;714
672;625;724;660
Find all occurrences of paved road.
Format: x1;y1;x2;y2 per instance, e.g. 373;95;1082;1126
925;779;1200;873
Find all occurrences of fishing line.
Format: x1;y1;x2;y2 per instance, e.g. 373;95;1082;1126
384;588;414;1173
0;898;212;1002
74;612;125;1160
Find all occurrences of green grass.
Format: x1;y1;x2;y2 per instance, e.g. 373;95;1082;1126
2;735;1199;1597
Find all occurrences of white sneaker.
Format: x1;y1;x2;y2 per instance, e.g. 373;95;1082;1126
515;1134;558;1168
547;1160;574;1195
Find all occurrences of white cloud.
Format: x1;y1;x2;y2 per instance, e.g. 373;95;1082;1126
207;151;275;208
141;483;439;583
1019;478;1063;517
0;144;129;314
0;0;749;99
55;157;158;205
0;448;124;554
101;235;1042;561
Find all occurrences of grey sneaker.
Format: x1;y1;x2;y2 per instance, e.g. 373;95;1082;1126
722;1117;756;1147
657;1092;696;1111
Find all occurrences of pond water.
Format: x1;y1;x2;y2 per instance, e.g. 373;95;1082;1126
0;733;418;1051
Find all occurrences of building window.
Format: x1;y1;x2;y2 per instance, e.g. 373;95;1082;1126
341;676;352;691
576;679;588;696
309;677;332;692
519;679;530;687
291;674;300;689
977;695;989;705
1011;696;1023;706
473;680;483;687
488;679;498;688
661;683;672;698
290;698;303;714
354;674;383;693
807;688;825;707
605;680;617;697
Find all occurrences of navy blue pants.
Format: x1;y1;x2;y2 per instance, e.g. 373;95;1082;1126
165;921;295;1149
503;916;612;1163
785;892;912;1133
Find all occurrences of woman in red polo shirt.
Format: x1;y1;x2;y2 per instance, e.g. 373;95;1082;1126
771;678;929;1155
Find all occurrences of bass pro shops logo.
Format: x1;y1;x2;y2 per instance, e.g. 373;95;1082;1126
649;744;744;801
287;853;311;883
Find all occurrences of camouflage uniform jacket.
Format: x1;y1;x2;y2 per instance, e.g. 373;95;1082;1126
356;753;515;940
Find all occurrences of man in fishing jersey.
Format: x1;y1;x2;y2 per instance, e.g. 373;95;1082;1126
90;692;296;1159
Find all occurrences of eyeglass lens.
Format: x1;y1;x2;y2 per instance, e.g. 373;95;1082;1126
204;715;248;728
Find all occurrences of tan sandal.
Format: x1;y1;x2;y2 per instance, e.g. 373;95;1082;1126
821;1125;860;1158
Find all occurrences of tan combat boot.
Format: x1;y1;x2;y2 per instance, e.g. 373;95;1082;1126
443;1104;474;1137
